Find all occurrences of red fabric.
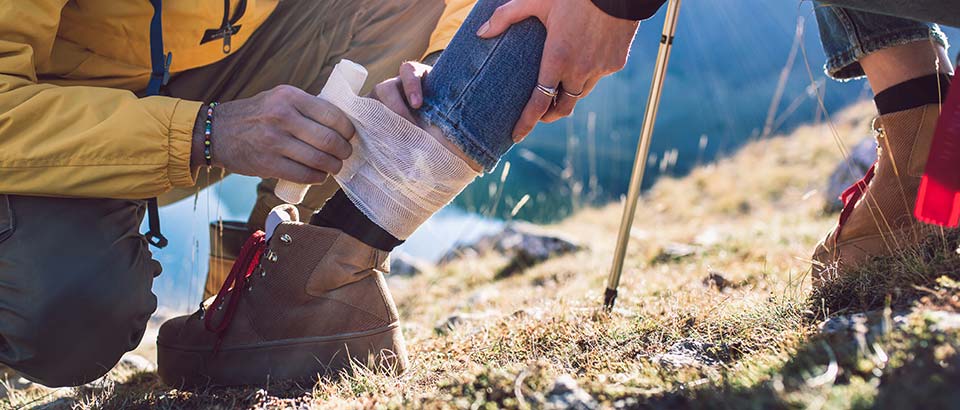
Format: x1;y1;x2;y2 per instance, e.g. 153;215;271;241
916;84;960;227
204;230;267;354
836;162;876;239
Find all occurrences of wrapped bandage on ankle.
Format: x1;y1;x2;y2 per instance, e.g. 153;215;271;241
297;60;480;239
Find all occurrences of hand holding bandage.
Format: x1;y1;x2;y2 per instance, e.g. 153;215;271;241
275;61;368;204
194;81;355;186
278;60;480;239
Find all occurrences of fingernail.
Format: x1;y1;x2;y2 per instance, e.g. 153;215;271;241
410;93;421;107
476;22;490;36
513;134;523;142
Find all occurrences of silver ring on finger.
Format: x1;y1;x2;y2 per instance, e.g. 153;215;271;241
536;83;560;98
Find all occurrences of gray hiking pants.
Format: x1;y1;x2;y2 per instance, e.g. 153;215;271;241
0;0;442;387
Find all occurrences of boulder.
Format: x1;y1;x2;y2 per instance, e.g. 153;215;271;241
434;311;499;334
651;243;698;264
390;252;432;277
702;271;732;291
116;353;156;374
0;364;33;399
824;137;878;212
545;375;598;410
652;338;732;368
440;223;583;277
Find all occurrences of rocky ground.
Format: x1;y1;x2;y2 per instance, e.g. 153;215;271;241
4;102;960;409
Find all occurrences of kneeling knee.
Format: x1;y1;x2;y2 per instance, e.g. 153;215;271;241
6;300;152;387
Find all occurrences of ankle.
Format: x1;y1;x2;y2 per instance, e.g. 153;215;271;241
310;191;403;252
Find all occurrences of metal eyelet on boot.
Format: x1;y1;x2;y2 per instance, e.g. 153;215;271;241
279;233;292;245
266;249;278;263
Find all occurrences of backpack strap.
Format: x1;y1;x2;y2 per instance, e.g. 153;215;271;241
143;0;171;248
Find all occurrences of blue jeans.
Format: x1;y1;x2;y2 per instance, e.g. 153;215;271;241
821;0;959;28
815;2;950;80
419;0;544;172
420;0;953;171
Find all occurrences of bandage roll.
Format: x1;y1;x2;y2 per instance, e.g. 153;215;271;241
279;59;480;239
274;60;368;204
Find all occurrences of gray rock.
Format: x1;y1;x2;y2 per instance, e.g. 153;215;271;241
702;271;732;291
117;353;156;373
651;243;698;264
652;339;730;368
390;252;431;277
440;223;582;277
0;364;33;399
819;309;960;339
545;375;598;410
434;311;498;334
824;137;878;212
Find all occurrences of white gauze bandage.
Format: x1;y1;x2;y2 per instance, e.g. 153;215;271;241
310;60;480;239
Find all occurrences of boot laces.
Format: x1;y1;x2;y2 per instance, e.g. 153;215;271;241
204;230;267;354
836;162;877;241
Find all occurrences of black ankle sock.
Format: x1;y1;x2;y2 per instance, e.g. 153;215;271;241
310;190;403;251
874;73;952;115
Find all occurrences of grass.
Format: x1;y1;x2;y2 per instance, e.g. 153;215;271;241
4;102;960;409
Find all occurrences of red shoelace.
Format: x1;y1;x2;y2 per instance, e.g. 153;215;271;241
204;230;267;354
835;162;876;241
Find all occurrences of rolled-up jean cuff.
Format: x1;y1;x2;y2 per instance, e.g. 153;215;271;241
828;27;948;80
815;5;949;80
418;104;501;171
417;0;545;173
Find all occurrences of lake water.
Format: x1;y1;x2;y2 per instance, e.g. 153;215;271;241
147;1;960;311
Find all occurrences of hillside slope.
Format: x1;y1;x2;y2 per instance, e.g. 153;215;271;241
5;102;960;409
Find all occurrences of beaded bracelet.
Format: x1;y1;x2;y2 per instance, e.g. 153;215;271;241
203;102;219;167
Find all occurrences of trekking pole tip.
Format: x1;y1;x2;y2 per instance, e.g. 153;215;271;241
603;288;618;311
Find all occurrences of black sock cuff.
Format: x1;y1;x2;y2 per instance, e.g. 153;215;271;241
310;191;403;251
874;73;952;115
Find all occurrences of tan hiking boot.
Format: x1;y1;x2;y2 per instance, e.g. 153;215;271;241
812;104;940;284
157;206;407;387
204;221;253;300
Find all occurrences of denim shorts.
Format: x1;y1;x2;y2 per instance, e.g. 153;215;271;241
419;0;544;172
815;2;949;80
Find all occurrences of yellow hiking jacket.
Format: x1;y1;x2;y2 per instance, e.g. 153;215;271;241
0;0;475;200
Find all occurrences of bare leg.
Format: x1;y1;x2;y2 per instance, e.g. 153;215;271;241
859;40;954;94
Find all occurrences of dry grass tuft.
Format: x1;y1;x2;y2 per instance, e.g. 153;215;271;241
811;228;960;315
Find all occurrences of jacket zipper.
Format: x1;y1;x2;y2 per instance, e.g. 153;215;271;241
200;0;248;53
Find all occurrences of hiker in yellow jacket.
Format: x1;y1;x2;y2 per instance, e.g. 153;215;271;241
0;0;475;387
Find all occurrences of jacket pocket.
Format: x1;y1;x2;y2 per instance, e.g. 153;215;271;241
0;195;13;244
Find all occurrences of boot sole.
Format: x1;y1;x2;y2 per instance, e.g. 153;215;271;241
157;324;407;388
812;226;926;284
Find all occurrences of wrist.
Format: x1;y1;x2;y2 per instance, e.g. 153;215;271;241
190;105;206;172
190;102;221;172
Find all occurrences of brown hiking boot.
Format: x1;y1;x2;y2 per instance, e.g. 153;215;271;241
157;206;407;387
204;221;253;300
812;104;940;285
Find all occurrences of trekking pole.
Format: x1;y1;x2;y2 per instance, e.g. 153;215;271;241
604;0;682;311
